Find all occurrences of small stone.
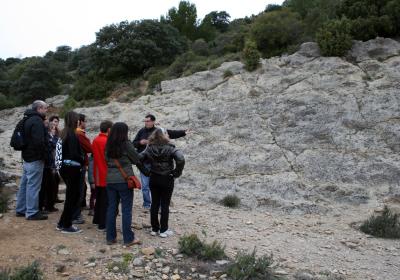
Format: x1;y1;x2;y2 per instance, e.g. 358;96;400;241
141;247;155;256
171;248;179;255
55;264;66;273
86;262;96;268
162;275;168;280
132;257;143;266
113;266;119;272
132;223;143;230
0;214;3;219
162;266;170;274
58;249;70;255
219;274;227;279
131;270;144;278
275;270;289;275
216;260;230;265
171;275;180;280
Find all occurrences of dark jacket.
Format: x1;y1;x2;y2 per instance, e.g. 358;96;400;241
140;143;185;178
105;141;150;184
61;132;85;166
21;109;47;162
133;127;186;153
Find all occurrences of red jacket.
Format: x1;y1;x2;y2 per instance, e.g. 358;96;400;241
76;128;92;166
92;132;108;187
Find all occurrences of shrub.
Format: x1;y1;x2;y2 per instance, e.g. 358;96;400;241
360;206;400;238
192;39;210;56
0;190;10;213
220;194;240;208
251;9;304;57
226;250;276;280
242;41;260;71
59;96;78;118
0;261;44;280
316;18;353;57
148;72;166;89
179;234;226;261
223;70;233;79
107;261;129;274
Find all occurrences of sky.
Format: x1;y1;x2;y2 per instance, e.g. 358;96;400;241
0;0;283;59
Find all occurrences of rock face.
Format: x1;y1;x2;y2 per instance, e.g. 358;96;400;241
1;38;400;213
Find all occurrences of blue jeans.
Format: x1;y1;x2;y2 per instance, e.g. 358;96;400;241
106;183;134;244
140;163;151;208
16;160;44;218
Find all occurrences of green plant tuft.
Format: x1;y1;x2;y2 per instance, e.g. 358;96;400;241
316;18;353;57
223;70;233;79
0;190;10;213
0;261;43;280
226;250;276;280
242;40;260;71
360;206;400;239
220;194;241;208
178;233;226;261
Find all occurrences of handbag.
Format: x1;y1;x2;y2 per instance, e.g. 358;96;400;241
113;159;141;189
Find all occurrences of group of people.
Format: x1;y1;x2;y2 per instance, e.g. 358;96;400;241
14;100;186;246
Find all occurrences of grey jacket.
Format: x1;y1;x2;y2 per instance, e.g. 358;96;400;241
106;141;149;184
140;143;185;178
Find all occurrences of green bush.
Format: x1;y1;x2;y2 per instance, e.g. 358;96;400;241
0;261;43;280
223;70;233;79
226;250;276;280
0;190;10;213
360;206;400;238
242;41;260;71
179;233;226;261
220;194;240;208
316;18;353;57
0;94;18;110
251;9;304;58
148;72;166;89
59;96;78;118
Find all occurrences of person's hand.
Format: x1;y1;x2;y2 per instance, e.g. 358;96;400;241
140;139;149;145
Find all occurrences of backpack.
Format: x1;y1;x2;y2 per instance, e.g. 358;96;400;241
10;116;28;151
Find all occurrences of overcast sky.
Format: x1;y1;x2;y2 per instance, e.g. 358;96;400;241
0;0;283;59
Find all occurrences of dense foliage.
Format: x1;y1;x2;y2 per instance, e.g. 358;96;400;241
1;0;399;109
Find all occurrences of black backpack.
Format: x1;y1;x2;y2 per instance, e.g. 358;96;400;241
10;116;28;151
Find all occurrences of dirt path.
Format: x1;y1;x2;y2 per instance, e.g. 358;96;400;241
1;189;399;280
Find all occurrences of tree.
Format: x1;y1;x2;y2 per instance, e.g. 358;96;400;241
316;18;353;57
242;40;261;71
165;1;198;40
251;9;304;57
202;11;230;32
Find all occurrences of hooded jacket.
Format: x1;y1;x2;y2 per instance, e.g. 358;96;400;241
21;109;47;162
140;143;185;178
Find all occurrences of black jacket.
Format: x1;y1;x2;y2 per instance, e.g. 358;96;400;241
61;132;85;166
140;143;185;178
133;127;186;153
21;109;47;162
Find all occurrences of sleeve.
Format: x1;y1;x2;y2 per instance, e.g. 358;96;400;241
77;132;92;153
30;118;46;152
132;129;143;149
87;155;94;185
55;139;63;170
167;129;186;139
171;149;185;178
127;142;150;176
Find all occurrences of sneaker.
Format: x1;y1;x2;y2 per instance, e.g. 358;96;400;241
72;217;85;224
96;227;106;232
150;230;159;236
159;229;173;238
16;212;25;217
56;224;62;231
61;226;82;234
27;212;48;220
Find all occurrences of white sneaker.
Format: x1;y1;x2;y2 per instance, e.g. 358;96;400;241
159;229;173;238
150;230;159;236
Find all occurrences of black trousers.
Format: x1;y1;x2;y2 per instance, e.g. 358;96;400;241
39;168;56;210
150;174;174;233
93;186;107;229
58;166;81;228
54;172;60;201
